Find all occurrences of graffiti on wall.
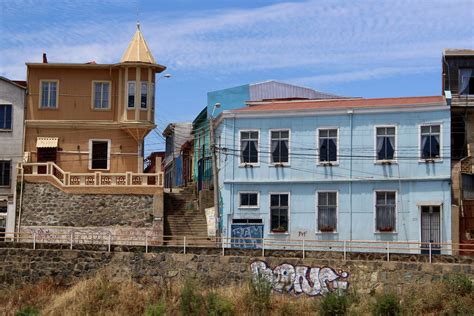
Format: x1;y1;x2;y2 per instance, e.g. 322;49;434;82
231;225;263;249
250;260;349;296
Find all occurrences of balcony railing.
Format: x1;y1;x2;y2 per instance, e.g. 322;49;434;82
461;156;474;174
21;162;163;187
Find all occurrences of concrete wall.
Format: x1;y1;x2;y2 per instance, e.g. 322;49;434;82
0;79;25;234
1;248;472;296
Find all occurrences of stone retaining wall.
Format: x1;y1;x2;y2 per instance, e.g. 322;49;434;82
1;248;473;296
19;182;157;227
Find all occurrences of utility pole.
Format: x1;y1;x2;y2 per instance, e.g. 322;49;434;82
209;103;221;236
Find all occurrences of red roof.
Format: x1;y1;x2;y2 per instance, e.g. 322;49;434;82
236;96;445;112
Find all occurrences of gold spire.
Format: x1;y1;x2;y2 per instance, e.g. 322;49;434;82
120;22;156;64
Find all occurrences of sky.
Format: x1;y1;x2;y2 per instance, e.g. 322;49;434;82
1;0;473;154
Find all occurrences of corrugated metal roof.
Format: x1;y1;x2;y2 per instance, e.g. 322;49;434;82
236;96;445;112
249;80;343;101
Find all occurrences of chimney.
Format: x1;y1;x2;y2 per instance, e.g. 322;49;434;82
42;53;48;63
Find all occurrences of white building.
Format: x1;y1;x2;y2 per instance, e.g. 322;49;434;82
0;76;26;236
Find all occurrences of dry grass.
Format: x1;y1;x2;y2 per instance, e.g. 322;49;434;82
0;273;472;316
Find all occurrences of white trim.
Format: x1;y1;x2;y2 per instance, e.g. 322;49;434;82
268;128;291;166
316;127;339;165
39;79;59;109
373;190;397;233
224;176;451;184
268;191;290;234
88;139;111;171
238;129;260;167
418;122;443;162
91;80;112;110
374;125;398;164
315;190;338;234
238;191;260;209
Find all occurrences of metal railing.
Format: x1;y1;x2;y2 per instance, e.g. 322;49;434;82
1;231;473;263
21;162;164;187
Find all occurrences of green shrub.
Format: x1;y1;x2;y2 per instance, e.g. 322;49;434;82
443;274;473;296
372;293;400;316
145;298;166;316
319;292;349;316
205;292;235;316
246;275;272;314
179;278;204;316
15;306;39;316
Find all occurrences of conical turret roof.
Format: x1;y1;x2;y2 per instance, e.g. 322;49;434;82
120;23;156;64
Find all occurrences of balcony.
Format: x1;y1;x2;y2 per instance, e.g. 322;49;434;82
461;156;474;174
21;162;163;188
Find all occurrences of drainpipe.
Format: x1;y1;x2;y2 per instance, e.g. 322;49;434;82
16;165;24;240
348;110;353;241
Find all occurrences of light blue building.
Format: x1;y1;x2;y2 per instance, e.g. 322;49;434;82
215;96;452;253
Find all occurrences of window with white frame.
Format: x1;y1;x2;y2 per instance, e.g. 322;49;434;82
0;161;11;186
271;130;289;164
141;82;148;109
40;81;58;108
90;140;109;170
128;81;136;108
318;129;337;163
375;191;396;232
93;82;110;109
420;124;441;159
317;192;337;232
239;192;259;208
0;104;12;130
270;193;289;233
376;127;396;161
459;68;474;95
240;131;258;164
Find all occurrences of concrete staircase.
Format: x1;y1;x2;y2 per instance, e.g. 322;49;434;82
164;184;214;245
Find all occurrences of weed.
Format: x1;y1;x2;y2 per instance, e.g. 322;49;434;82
205;291;235;316
179;278;204;316
443;274;472;296
15;306;39;316
245;275;272;314
145;298;167;316
319;292;349;316
372;293;400;316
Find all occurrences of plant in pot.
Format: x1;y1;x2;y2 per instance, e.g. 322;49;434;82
271;226;287;233
378;226;393;232
319;225;334;232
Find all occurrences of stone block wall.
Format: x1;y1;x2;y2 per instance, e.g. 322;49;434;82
1;248;473;296
19;182;156;227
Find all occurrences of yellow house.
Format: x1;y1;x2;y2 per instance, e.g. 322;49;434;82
24;24;165;179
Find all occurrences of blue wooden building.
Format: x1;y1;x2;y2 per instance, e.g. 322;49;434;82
215;96;452;253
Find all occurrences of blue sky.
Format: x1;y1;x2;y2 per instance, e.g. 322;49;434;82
1;0;473;153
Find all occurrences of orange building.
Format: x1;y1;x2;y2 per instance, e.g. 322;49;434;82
24;24;165;174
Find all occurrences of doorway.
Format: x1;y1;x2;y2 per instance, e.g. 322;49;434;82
421;205;441;254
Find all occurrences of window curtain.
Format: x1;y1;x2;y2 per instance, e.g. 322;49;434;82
249;141;258;162
421;135;429;158
387;136;395;158
430;135;440;157
320;139;328;161
271;140;279;162
460;69;473;95
241;141;250;162
376;137;385;159
329;138;337;161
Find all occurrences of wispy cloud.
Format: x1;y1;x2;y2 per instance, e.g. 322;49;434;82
1;0;473;81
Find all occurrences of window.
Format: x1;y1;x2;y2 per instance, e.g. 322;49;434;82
0;161;11;186
92;82;110;109
40;81;58;108
271;130;289;164
90;140;109;170
420;125;441;160
317;192;337;232
318;129;338;163
239;192;259;208
459;68;474;95
151;83;155;111
270;193;289;233
240;131;258;164
376;127;396;161
141;82;148;109
375;191;396;232
0;200;7;214
128;81;136;108
0;104;12;130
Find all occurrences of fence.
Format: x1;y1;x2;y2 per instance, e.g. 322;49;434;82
21;162;164;187
1;231;473;263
